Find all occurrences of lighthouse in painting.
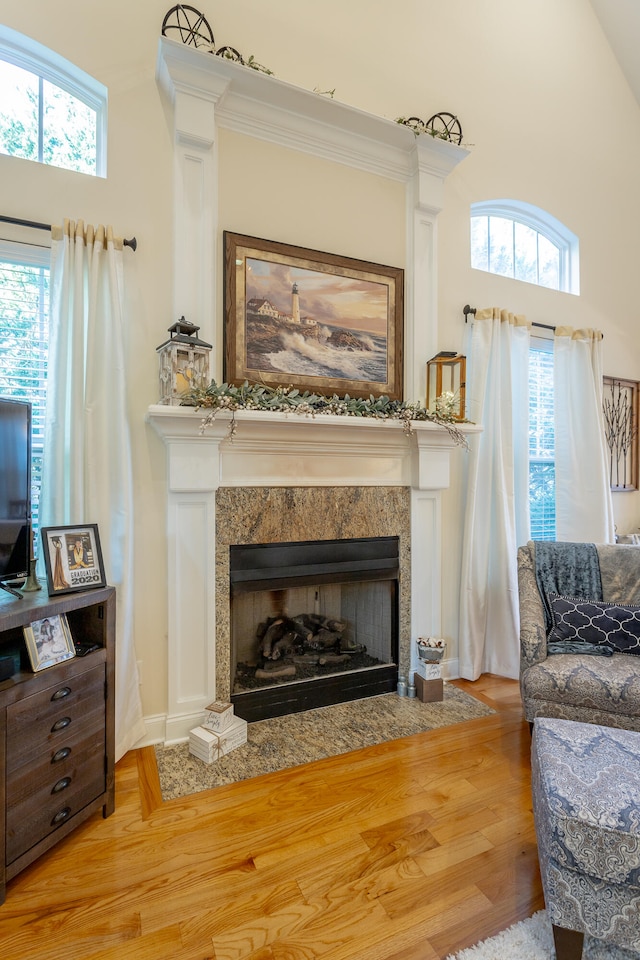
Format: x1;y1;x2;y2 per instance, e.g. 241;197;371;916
291;282;301;324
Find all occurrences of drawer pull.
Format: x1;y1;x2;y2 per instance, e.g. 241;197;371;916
52;747;71;763
51;807;71;827
51;686;72;701
51;717;72;732
52;777;72;794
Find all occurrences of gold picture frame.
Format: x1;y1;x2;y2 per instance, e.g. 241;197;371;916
224;231;404;401
24;613;75;672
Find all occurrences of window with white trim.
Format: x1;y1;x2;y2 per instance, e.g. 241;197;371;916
471;200;579;295
0;26;106;176
0;240;50;542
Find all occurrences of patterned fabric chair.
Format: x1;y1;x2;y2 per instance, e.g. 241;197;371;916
518;542;640;731
531;717;640;959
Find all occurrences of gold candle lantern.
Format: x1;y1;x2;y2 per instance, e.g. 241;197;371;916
426;352;466;421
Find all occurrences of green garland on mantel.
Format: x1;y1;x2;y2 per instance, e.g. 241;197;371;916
183;380;468;446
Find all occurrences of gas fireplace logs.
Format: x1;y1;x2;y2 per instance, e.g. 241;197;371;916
257;612;365;665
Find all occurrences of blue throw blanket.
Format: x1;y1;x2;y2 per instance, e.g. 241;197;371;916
532;541;603;632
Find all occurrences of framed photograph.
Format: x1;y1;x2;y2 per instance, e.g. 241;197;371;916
24;613;75;672
603;376;638;491
224;231;404;401
41;524;106;596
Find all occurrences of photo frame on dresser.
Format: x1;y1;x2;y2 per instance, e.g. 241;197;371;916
24;613;75;672
223;231;404;401
41;524;107;596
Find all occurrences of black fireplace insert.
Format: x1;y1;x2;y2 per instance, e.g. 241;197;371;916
229;536;400;721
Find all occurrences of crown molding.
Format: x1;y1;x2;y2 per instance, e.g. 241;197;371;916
157;37;468;184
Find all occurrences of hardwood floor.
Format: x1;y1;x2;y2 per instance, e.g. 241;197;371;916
0;677;543;959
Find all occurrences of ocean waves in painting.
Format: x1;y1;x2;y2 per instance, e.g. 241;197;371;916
254;325;388;385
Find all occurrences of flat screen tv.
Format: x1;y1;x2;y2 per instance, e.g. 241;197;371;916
0;398;32;595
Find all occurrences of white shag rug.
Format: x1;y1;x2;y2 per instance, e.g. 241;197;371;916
446;910;640;960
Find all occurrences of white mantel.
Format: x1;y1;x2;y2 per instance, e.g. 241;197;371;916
150;40;471;743
147;405;464;490
148;406;476;742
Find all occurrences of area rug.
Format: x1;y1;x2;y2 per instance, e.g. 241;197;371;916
446;910;639;960
155;683;493;800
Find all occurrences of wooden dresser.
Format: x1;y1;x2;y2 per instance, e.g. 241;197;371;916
0;585;115;904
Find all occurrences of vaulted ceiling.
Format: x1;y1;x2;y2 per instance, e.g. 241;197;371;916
590;0;640;107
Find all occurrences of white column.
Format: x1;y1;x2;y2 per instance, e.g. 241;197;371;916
405;139;450;403
410;489;441;675
409;427;451;679
164;435;221;743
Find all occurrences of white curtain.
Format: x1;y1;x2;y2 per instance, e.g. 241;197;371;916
41;219;145;760
459;308;531;680
554;326;615;543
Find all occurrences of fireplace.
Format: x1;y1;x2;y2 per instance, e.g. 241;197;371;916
230;536;399;721
148;39;472;744
146;406;474;743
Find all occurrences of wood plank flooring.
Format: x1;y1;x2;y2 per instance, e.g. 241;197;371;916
0;677;544;959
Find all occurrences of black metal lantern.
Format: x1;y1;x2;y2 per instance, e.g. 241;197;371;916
156;317;212;405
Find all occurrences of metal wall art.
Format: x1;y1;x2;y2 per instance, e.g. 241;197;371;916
603;376;639;491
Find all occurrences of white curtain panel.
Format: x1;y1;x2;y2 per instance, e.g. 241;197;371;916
41;219;145;760
554;327;615;543
459;308;531;681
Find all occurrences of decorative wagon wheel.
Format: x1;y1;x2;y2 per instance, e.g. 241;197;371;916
161;5;215;49
401;117;426;134
425;112;463;145
216;45;244;64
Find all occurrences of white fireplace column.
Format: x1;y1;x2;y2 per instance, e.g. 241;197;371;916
162;430;221;744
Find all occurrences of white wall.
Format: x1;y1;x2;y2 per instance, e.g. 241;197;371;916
0;0;638;734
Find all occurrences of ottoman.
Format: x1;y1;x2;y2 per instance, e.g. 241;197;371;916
531;717;640;960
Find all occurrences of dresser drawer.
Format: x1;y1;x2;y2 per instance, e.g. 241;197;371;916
6;665;105;774
6;752;105;865
6;725;105;807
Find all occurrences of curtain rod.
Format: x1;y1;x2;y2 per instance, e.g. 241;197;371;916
463;304;555;332
0;214;137;251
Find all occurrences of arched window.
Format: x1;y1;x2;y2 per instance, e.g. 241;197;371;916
471;199;579;295
0;26;107;176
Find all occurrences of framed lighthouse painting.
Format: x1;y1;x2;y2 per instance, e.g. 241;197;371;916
223;231;404;401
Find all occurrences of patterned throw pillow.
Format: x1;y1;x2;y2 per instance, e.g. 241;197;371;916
547;593;640;655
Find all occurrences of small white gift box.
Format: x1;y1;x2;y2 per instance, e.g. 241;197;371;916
202;700;235;732
189;716;247;764
415;659;442;681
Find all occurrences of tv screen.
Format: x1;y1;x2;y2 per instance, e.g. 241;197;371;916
0;398;32;584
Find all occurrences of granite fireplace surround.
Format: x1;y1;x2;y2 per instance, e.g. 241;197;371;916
216;484;409;714
147;39;474;743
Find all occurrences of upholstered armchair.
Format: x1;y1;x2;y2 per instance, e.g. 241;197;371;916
518;541;640;732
